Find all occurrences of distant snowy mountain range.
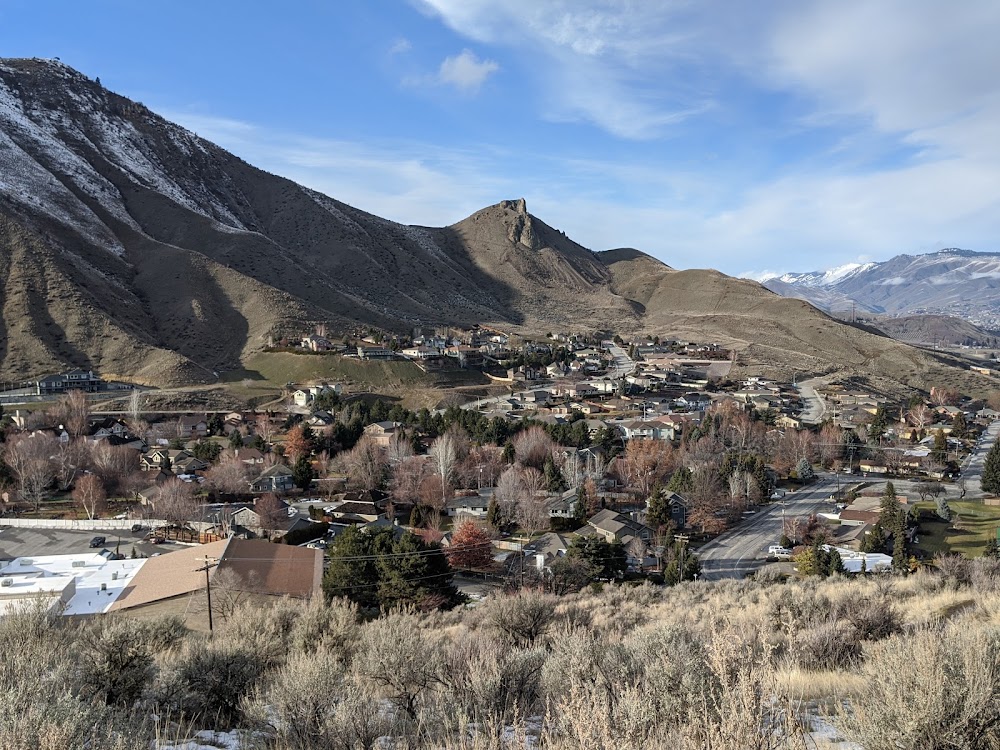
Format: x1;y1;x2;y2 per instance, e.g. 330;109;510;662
761;250;1000;329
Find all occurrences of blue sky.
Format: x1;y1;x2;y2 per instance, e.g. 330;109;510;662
2;0;999;277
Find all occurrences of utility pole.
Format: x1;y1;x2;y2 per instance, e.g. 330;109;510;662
676;534;689;577
195;557;219;633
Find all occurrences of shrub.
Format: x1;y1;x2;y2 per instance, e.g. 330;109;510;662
792;621;860;670
838;624;1000;749
481;590;556;648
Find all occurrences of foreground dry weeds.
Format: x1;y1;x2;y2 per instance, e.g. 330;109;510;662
4;558;1000;749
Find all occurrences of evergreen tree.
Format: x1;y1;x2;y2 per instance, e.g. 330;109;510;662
869;406;889;444
951;412;967;439
645;487;672;532
572;486;588;525
982;441;1000;495
486;497;503;530
796;458;815;483
501;441;516;465
228;429;244;449
567;536;627;580
292;456;315;491
932;429;948;462
543;456;567;492
667;466;694;494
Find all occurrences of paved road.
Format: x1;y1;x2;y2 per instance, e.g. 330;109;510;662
796;378;827;425
959;419;1000;498
698;476;839;580
607;345;636;379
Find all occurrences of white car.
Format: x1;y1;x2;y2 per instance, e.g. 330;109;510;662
768;545;793;558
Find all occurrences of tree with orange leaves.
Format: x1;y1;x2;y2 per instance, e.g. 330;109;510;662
445;520;495;570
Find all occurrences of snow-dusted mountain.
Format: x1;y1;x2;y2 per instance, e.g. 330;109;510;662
763;250;1000;328
768;262;877;288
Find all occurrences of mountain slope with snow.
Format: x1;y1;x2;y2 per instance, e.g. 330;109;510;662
763;250;1000;328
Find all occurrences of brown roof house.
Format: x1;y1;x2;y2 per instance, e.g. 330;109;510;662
110;538;322;630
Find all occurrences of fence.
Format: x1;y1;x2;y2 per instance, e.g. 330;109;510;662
0;518;167;531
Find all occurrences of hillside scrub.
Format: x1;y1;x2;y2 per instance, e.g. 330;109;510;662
6;565;1000;747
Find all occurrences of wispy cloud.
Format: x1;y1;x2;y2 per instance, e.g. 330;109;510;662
388;37;412;56
163;111;513;227
437;49;498;92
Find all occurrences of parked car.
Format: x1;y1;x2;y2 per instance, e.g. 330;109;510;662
89;536;106;548
768;545;792;558
131;523;147;532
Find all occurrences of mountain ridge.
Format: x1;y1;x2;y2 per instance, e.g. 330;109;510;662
0;57;992;396
763;249;1000;328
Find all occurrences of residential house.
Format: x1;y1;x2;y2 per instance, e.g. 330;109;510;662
249;464;295;493
229;502;314;540
108;539;323;629
35;369;103;395
523;532;574;570
89;417;131;440
301;334;332;352
364;421;402;447
175;416;209;439
582;509;653;546
325;501;385;524
444;345;484;368
307;410;336;427
357;345;395;360
446;489;492;518
233;448;265;466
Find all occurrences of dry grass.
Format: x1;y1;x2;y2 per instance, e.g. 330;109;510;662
778;666;867;703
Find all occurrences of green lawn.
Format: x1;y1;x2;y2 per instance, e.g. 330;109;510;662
914;500;1000;558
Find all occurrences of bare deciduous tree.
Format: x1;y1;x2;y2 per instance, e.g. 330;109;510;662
72;474;107;520
204;451;252;495
385;433;414;467
254;493;286;537
342;435;387;491
4;434;57;511
50;389;90;438
53;439;90;491
429;432;457;506
154;479;198;526
513;426;555;471
90;443;138;495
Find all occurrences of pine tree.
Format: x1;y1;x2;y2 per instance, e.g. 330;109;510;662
486;497;503;530
543;456;566;492
932;429;948;462
983;441;1000;495
646;487;672;531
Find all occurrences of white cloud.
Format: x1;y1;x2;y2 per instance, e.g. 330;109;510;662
161;0;1000;275
388;37;412;55
415;0;719;138
436;49;498;92
164;112;513;226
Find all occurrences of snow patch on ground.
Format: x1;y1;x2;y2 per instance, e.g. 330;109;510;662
156;729;244;750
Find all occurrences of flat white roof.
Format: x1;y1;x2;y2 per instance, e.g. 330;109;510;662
0;553;147;616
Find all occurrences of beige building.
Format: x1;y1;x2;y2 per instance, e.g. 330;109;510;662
109;538;322;629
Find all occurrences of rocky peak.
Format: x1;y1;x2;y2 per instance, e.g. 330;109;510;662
498;197;539;250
